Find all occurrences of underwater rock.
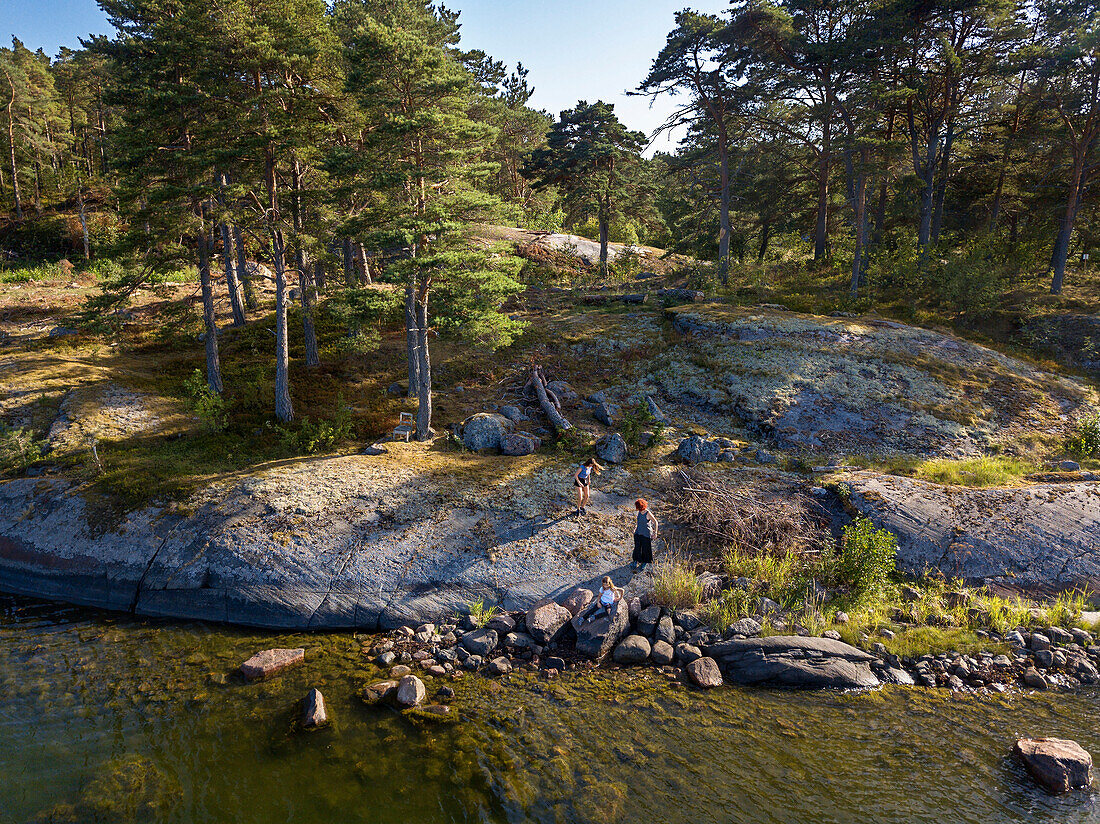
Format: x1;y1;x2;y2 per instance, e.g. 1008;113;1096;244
396;675;426;707
1015;738;1093;792
80;753;182;824
302;688;328;728
360;680;398;704
239;648;304;681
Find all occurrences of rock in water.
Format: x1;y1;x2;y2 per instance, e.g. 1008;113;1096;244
687;657;723;688
575;600;630;661
396;675;426;707
460;628;499;656
360;680;398;704
239;648;305;681
461;413;511;451
302;688;328;728
707;636;880;689
488;656;512;676
1014;738;1093;792
613;634;651;664
526;600;572;644
595;433;627;464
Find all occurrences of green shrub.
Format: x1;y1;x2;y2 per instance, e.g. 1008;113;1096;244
619;399;662;452
698;588;755;631
183;369;229;432
465;597;499;628
0;423;44;474
274;394;353;454
1065;410;1100;458
837;518;897;596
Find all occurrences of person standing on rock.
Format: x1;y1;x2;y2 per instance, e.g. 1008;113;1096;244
572;457;604;515
631;499;657;573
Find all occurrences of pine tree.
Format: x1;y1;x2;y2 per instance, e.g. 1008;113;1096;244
525;100;650;278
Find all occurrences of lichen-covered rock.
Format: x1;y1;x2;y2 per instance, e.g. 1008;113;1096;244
500;433;540;456
240;648;304;681
525;600;572;644
595;433;627;464
461;413;512;451
593;401;619;426
1015;738;1093;792
676;435;720;464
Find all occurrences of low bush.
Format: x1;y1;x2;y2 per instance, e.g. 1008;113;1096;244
183;369;229;433
1065;410;1100;459
0;423;44;474
837;518;897;597
465;597;499;628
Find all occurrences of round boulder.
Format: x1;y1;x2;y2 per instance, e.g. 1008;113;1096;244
460;628;499;656
1015;738;1093;792
595;432;628;464
562;588;594;617
500;433;541;456
462;413;512;451
526;600;573;644
613;634;652;665
396;675;426;707
687;657;724;688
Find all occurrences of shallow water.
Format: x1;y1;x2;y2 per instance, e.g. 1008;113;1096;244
2;596;1098;824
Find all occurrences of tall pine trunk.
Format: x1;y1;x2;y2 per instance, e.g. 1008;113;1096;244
598;203;610;280
77;184;90;260
757;221;770;262
5;68;21;220
343;237;355;287
931;116;955;243
405;278;420;398
1050;157;1085;295
358;243;373;284
291;160;319;367
717;128;731;284
217;174;245;326
233;225;257;311
814;96;833;261
271;229;293;422
415;276;432;440
197;230;223;395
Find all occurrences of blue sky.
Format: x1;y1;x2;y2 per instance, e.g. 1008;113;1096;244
2;0;730;152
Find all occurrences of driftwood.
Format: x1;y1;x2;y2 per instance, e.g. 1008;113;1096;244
524;365;572;433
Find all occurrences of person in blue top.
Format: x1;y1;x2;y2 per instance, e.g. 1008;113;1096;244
572;457;604;515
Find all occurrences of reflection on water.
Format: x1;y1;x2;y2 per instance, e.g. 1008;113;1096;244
2;596;1098;824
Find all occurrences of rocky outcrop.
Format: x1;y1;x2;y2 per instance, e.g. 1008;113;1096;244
844;472;1100;586
1014;738;1093;792
574;599;630;661
239;648;304;681
706;636;880;689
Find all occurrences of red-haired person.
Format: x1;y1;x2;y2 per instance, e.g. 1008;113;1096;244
632;499;658;573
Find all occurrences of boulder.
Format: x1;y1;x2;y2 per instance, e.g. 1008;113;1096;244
562;588;594;617
676;643;702;663
676;435;720;464
1023;667;1048;690
575;599;630;661
707;636;880;689
389;664;412;678
302;688;328;728
546;380;578;400
687;657;723;688
637;605;662;637
497;405;529;423
728;617;762;638
645;395;668;424
500;433;540;456
1030;633;1051;651
1014;738;1093;792
460;628;499;656
462;413;512;451
613;634;652;665
655;615;676;646
651;640;675;665
487;613;517;634
360;680;398;704
595;433;628;464
593;402;619;426
396;675;426;707
1058;460;1082;472
240;648;305;681
487;656;513;676
525;600;572;644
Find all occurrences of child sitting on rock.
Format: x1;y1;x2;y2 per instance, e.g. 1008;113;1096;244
585;576;622;623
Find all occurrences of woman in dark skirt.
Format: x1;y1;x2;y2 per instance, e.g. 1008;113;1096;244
632;498;658;573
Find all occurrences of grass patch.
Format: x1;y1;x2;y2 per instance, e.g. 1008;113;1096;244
913;456;1038;487
649;557;703;610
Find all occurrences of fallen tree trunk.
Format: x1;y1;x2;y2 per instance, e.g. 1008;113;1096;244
527;365;572;434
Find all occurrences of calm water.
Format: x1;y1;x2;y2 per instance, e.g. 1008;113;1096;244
2;595;1098;824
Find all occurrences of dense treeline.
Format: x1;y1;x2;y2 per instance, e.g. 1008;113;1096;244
1;0;1098;432
641;0;1100;299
